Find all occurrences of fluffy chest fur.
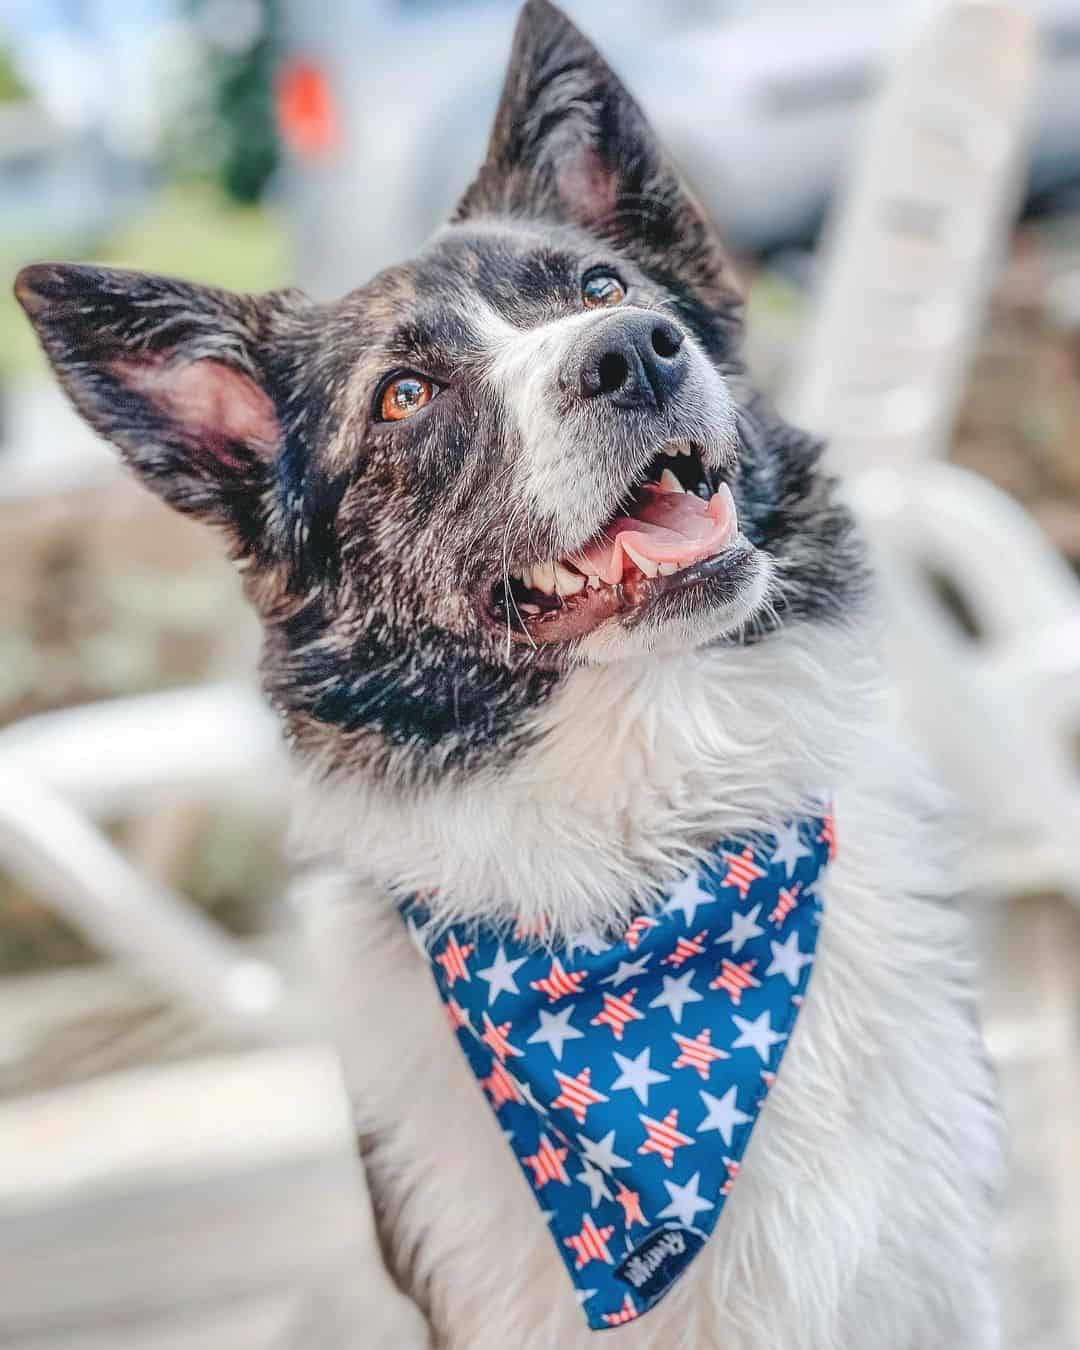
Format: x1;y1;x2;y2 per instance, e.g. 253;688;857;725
299;626;1003;1350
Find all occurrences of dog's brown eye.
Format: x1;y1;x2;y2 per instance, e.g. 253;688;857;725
379;374;436;422
582;271;626;309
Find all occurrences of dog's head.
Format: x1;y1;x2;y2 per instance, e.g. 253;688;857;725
16;0;862;785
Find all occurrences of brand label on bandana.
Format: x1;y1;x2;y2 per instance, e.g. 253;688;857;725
616;1225;703;1299
403;812;834;1331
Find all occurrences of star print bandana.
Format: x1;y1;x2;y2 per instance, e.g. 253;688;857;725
402;812;834;1331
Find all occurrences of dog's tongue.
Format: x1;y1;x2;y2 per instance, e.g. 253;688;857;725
571;482;738;584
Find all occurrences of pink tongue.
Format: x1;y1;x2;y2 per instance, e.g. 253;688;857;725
571;485;736;585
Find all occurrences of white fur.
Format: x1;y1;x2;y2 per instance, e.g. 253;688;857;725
295;619;1002;1350
475;294;738;565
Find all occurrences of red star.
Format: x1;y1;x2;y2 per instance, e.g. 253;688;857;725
637;1108;692;1168
672;1027;730;1080
551;1066;608;1125
529;956;588;1003
480;1059;522;1110
480;1012;523;1063
721;1156;741;1195
603;1294;640;1326
434;932;473;986
623;915;658;950
720;846;766;900
444;997;469;1032
769;881;802;927
589;987;644;1041
521;1133;570;1188
614;1182;646;1227
563;1213;616;1269
708;957;761;1004
661;929;709;968
818;811;837;861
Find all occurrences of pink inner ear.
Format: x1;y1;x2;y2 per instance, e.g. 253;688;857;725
556;145;619;227
111;355;279;470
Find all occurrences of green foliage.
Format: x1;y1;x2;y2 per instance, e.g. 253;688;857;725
0;45;29;104
189;0;282;205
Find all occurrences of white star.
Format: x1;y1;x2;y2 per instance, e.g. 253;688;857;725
731;1010;786;1063
576;1288;598;1306
611;1046;670;1105
648;970;703;1024
716;902;764;954
600;953;651;987
576;1160;612;1206
476;945;528;1005
770;821;812;877
527;1005;584;1060
657;1171;713;1228
578;1128;630;1175
804;871;828;903
765;930;814;986
664;868;712;926
567;928;608;956
697;1085;752;1146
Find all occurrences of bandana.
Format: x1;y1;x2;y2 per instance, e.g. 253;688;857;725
403;811;834;1331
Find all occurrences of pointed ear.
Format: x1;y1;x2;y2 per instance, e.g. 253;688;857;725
457;0;738;317
15;263;294;547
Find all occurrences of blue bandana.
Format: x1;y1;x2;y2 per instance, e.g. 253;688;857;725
403;812;834;1331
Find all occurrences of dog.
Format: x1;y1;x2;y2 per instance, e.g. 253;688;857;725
16;2;1002;1345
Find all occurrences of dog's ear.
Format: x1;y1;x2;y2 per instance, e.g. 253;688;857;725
457;0;737;316
15;263;296;549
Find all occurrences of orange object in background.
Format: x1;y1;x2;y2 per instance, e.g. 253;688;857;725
275;58;340;157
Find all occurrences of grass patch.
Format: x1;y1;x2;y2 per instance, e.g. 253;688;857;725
0;181;289;382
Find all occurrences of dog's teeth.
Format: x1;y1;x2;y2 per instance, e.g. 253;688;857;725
586;574;601;590
714;482;738;536
622;543;659;578
531;561;557;595
553;561;586;596
658;468;685;494
519;602;542;616
658;562;679;576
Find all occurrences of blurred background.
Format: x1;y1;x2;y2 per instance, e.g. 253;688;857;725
0;1;1079;1347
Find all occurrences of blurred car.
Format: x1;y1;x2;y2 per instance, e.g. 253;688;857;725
277;0;1080;297
0;100;148;252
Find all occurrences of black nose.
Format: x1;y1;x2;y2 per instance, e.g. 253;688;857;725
577;313;688;410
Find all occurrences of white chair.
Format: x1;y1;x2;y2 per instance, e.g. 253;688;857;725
0;683;300;1030
0;385;297;1030
785;0;1080;899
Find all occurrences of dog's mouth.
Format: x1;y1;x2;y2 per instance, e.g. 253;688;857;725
485;440;747;645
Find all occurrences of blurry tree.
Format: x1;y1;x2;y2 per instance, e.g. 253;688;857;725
186;0;281;204
0;45;29;104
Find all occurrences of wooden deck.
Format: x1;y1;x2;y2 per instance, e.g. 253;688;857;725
2;894;1079;1350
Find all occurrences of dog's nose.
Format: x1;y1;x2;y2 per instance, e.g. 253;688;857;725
577;313;688;410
